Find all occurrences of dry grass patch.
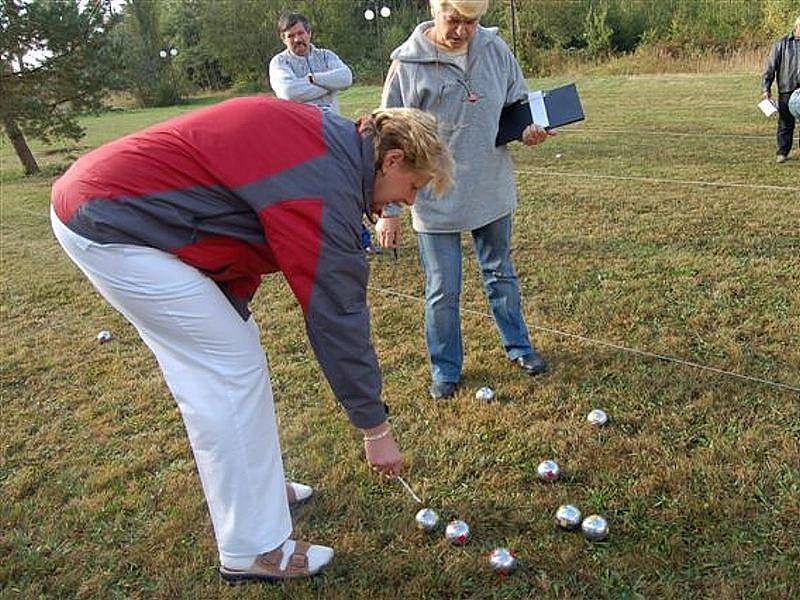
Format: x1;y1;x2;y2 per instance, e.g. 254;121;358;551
2;73;798;597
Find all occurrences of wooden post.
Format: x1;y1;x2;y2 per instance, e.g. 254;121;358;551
510;0;518;57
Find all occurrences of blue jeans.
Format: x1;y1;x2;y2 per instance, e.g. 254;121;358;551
416;214;533;384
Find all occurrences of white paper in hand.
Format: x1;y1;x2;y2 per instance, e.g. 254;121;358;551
758;98;777;117
528;90;549;127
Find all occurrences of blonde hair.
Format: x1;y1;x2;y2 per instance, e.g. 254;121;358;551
358;107;454;197
795;15;800;29
429;0;488;19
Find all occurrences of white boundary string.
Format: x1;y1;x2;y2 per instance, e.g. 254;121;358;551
369;285;800;394
8;201;799;392
515;168;800;193
559;128;772;141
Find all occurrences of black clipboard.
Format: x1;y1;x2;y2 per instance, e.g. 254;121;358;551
496;83;585;146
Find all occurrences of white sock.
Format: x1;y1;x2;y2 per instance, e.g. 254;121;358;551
278;539;295;569
223;554;257;570
278;539;334;574
288;481;313;502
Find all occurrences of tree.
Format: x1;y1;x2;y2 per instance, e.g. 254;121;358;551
195;0;283;88
583;3;614;58
0;0;121;175
113;0;183;107
161;0;229;91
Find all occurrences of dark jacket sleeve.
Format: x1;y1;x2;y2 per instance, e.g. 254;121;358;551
303;236;387;429
762;38;782;93
260;193;387;430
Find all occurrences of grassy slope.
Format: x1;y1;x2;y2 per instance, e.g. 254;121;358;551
1;75;798;598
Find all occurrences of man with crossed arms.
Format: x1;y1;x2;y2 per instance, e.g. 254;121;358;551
268;12;353;114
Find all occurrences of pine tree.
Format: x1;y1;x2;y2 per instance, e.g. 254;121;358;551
0;0;120;175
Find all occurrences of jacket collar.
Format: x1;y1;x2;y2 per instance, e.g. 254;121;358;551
360;132;376;220
390;21;498;67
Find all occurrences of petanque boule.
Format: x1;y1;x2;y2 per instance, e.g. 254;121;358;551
586;409;609;426
445;519;470;545
489;547;517;574
555;153;563;159
789;88;800;119
415;508;439;532
96;330;113;343
474;386;495;401
555;504;582;530
581;515;609;541
537;459;561;482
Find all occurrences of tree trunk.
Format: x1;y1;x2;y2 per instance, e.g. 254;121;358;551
2;116;39;175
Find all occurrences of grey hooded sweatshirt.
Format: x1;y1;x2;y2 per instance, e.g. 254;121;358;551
383;22;528;233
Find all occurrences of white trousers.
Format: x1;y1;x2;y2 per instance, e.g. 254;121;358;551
51;209;291;568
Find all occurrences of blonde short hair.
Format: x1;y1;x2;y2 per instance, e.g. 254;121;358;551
429;0;488;20
795;15;800;29
358;108;454;197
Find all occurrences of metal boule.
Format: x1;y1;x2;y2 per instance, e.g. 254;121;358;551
414;508;439;532
489;547;517;574
555;504;582;530
97;330;112;343
537;459;560;482
581;514;609;541
474;386;495;401
586;409;609;426
445;519;470;545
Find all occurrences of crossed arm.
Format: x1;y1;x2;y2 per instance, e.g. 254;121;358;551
268;50;353;103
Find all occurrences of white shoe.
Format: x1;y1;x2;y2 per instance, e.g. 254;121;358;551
286;481;313;505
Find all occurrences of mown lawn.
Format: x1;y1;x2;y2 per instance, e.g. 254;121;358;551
2;74;798;598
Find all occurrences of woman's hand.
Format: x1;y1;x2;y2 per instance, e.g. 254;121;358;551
376;216;401;248
521;123;556;146
362;422;404;478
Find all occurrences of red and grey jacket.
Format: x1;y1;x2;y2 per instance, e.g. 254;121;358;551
51;96;387;428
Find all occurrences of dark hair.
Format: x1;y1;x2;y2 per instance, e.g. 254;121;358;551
277;13;310;35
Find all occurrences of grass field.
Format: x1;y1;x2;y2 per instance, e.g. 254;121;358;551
2;73;799;598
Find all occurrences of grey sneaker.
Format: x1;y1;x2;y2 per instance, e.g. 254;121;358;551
776;154;788;163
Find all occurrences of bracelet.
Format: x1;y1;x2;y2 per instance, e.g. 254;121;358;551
363;427;391;442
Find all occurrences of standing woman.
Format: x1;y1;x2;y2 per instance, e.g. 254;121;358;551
378;0;553;400
51;97;452;582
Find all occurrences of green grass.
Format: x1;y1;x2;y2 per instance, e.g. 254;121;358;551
2;74;799;598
